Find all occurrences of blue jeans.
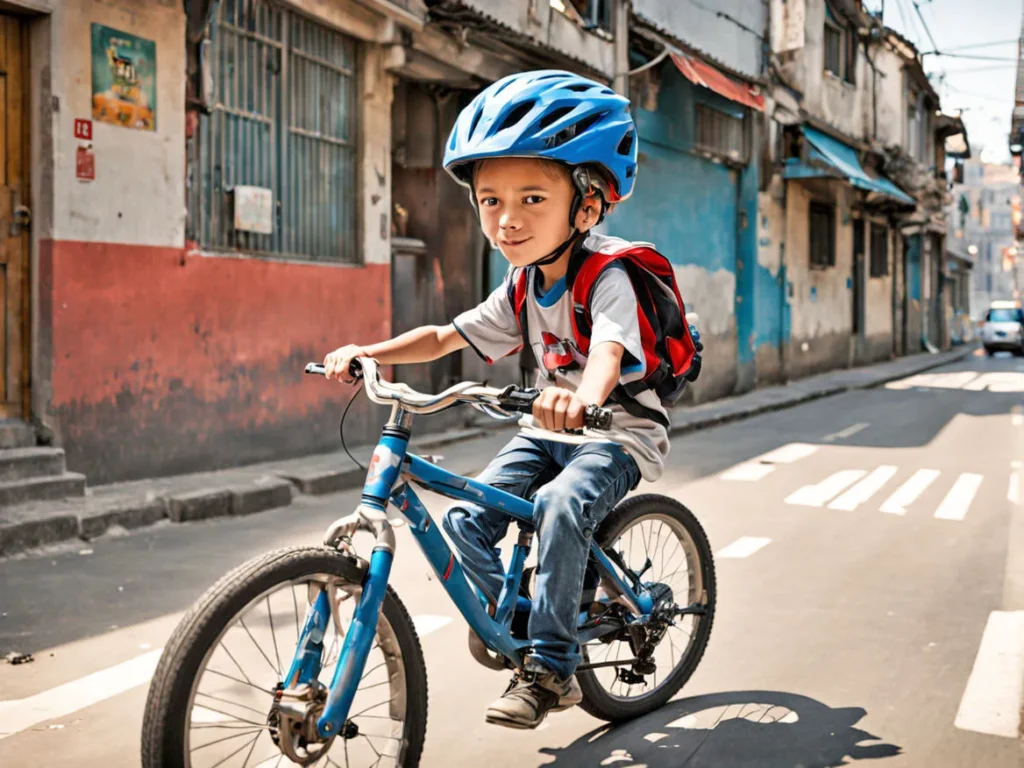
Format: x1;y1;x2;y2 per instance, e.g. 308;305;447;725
442;435;640;680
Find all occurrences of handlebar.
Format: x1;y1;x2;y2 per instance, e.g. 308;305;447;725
304;358;613;431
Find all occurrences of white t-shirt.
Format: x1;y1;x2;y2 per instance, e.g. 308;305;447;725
453;233;668;481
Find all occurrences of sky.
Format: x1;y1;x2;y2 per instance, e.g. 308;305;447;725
862;0;1020;164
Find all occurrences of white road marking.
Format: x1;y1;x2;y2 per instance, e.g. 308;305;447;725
828;466;898;511
1009;462;1020;505
823;422;869;442
720;463;776;481
757;443;819;464
719;443;818;482
1012;405;1023;427
412;614;452;637
934;473;984;521
886;372;980;390
785;470;866;508
880;469;941;515
715;537;772;559
0;650;163;739
954;610;1024;738
963;372;1024;393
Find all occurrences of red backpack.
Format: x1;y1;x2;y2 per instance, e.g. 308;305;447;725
505;238;702;427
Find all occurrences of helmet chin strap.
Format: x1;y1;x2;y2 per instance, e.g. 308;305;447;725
529;227;582;266
528;165;594;267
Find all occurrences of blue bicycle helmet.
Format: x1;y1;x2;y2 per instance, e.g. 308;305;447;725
443;70;638;202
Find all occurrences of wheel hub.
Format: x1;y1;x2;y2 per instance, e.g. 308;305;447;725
268;682;336;766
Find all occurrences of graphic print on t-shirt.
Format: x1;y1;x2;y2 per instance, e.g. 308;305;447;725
538;331;583;374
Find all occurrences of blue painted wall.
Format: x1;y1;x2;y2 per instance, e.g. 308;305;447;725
906;235;921;301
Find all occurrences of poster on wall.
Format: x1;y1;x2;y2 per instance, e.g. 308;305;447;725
90;24;156;131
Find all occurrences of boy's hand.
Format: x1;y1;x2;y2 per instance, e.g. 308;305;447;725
533;387;585;432
323;344;369;382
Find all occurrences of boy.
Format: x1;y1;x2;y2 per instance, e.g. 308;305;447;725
323;70;669;729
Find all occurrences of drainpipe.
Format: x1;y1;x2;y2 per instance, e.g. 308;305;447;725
613;0;630;97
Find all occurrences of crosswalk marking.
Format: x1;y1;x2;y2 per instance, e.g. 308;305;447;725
886;371;1024;392
720;463;776;481
954;610;1024;738
828;466;898;511
720;443;818;482
716;537;772;559
880;469;941;515
785;470;866;508
934;473;983;520
1010;462;1021;505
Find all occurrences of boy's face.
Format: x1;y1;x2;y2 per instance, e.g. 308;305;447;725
474;157;588;268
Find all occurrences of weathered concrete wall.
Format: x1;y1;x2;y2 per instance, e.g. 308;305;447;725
633;0;765;80
755;177;789;384
785;179;854;378
872;44;905;148
775;0;868;141
32;0;397;483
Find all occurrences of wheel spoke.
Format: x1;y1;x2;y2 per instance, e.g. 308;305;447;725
196;690;271;718
266;596;283;676
209;731;263;768
191;727;265;753
205;668;275;696
239;615;281;679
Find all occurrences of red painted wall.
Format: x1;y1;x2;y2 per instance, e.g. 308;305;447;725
38;239;391;484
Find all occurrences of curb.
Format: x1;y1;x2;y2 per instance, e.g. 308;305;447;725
0;427;491;558
667;347;972;438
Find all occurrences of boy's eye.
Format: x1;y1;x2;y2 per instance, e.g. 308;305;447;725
479;197;498;207
523;195;545;205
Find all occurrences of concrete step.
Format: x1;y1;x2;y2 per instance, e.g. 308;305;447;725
0;447;67;483
0;420;35;449
0;473;86;507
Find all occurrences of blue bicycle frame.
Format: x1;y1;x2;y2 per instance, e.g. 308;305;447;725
281;409;655;739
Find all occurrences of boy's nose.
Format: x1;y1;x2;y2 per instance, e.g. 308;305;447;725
499;213;521;230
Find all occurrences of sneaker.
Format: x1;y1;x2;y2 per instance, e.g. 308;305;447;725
485;667;582;729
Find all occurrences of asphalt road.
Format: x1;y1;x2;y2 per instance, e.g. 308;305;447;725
0;350;1021;767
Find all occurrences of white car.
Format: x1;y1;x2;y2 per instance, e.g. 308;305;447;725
981;302;1024;356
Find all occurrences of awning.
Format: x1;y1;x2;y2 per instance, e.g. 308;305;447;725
783;126;915;206
670;52;765;112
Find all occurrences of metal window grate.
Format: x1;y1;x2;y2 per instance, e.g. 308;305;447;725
695;104;747;164
809;202;836;269
870;222;889;277
189;0;359;263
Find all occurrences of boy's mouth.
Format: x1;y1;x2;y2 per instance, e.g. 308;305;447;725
500;237;532;247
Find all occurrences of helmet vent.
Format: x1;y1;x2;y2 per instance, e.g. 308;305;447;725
566;83;596;92
548;110;608;147
468;106;485;141
616;129;635;156
497;101;536;133
536;106;573;131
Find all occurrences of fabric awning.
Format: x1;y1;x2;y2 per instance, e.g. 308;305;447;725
670;52;765;112
782;126;915;206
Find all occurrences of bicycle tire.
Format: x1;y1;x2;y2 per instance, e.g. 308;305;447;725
140;546;428;767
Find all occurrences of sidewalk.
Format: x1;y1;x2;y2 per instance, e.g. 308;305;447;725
0;346;973;557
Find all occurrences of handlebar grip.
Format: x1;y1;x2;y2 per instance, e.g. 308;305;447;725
304;361;364;378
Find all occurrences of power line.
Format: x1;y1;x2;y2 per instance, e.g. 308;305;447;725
925;38;1019;53
911;0;940;53
930;52;1020;61
938;63;1018;73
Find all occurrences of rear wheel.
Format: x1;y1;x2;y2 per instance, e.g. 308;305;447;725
577;494;716;723
141;546;428;767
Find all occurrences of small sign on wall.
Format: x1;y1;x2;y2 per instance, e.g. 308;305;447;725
233;186;274;234
91;24;157;131
76;146;95;182
74;118;92;140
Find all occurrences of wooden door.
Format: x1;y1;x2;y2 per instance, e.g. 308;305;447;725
0;14;29;419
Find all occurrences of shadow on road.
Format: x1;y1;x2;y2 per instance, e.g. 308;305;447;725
539;690;901;768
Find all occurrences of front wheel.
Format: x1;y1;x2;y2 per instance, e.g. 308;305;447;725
577;494;716;723
141;546;428;768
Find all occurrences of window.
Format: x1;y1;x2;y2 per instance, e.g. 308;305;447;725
809;202;836;268
824;3;855;84
559;0;613;34
987;308;1023;323
869;222;889;277
695;104;748;164
190;0;360;263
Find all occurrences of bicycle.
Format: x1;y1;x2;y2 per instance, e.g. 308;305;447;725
141;358;716;767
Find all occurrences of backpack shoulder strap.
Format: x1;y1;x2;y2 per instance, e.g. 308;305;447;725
505;266;531;350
